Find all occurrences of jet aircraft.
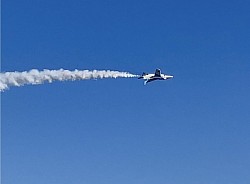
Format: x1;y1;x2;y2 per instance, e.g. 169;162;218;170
138;69;173;85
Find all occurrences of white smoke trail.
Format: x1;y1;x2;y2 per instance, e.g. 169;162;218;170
0;69;139;91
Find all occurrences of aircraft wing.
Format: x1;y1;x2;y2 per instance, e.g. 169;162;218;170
154;69;161;77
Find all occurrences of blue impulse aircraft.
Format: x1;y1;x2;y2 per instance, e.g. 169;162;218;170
138;69;173;85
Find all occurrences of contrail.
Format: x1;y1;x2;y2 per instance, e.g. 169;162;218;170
0;69;139;91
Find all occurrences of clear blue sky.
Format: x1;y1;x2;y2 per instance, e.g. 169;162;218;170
2;0;250;183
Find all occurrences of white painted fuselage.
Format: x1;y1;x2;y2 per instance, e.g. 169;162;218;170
141;74;173;80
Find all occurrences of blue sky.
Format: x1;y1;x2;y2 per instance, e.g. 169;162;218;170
2;0;250;183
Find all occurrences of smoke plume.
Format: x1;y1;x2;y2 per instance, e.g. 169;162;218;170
0;69;138;91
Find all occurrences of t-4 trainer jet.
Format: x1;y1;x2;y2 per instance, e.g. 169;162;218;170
138;69;173;85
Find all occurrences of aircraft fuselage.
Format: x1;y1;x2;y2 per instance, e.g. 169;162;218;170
138;69;173;84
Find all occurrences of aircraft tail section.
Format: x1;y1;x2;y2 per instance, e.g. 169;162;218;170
138;72;147;79
155;69;161;77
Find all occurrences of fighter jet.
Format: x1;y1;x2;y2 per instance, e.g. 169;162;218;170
138;69;173;85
